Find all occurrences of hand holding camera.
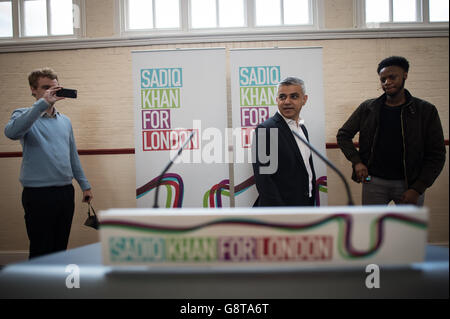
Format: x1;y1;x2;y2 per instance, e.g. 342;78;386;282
56;88;77;98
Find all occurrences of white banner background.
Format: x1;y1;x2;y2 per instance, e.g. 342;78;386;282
132;48;229;208
230;47;328;207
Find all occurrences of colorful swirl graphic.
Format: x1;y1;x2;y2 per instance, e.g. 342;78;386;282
101;213;427;259
203;179;229;208
136;173;184;208
203;176;255;208
315;176;328;206
204;175;328;208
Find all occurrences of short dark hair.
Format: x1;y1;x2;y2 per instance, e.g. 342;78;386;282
377;56;410;74
278;76;306;94
28;67;58;88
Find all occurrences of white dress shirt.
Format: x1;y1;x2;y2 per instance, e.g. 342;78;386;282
278;111;313;197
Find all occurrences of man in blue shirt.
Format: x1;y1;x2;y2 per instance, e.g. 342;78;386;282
5;68;93;258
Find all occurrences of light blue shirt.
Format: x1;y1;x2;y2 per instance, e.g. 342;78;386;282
4;98;91;190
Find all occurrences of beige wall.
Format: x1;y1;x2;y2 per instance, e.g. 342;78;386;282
85;0;116;38
0;0;448;261
324;0;354;29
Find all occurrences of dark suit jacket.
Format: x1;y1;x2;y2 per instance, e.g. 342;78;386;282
252;112;316;206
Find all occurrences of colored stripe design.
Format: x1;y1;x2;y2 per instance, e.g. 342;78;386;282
203;176;255;208
101;213;426;259
136;173;184;208
315;176;328;207
204;175;328;208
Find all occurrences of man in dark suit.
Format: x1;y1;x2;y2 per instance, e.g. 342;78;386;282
252;76;316;207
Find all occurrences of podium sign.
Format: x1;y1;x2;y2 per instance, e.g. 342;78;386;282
99;206;427;267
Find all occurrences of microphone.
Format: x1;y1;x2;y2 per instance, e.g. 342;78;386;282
153;131;196;208
291;129;354;206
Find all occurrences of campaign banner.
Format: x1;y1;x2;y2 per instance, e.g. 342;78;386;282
99;206;428;267
132;48;229;208
230;48;327;207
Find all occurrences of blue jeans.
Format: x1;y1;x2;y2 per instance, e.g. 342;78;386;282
362;176;425;206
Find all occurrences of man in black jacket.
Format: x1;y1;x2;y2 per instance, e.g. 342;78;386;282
252;77;316;206
337;56;446;205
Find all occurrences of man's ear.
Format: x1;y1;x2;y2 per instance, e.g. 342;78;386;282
30;86;36;98
403;72;408;80
303;94;308;105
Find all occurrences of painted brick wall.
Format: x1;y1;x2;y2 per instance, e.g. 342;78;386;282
0;0;447;261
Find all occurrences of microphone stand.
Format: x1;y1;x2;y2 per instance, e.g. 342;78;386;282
153;131;196;208
291;129;354;206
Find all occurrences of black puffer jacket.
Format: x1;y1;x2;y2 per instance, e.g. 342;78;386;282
336;89;446;194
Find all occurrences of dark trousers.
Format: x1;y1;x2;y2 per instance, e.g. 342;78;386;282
21;184;75;259
362;176;425;206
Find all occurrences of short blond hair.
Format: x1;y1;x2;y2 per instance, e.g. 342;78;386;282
28;67;58;88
